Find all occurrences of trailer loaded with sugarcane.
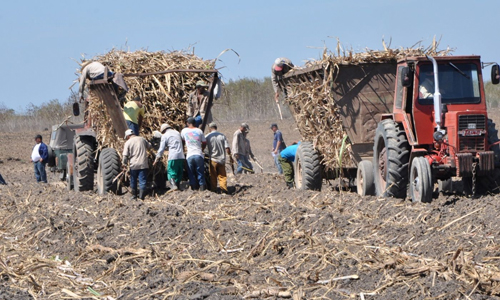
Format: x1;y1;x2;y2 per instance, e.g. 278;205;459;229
281;46;500;201
47;50;221;195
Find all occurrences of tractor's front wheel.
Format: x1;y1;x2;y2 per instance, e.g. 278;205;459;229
409;156;433;203
373;119;410;198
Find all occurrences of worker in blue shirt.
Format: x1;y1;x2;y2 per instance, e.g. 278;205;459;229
278;142;301;188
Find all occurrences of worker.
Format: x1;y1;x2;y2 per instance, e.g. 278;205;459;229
271;57;294;103
181;117;207;191
232;123;254;174
279;142;301;188
419;69;435;99
122;129;152;200
270;123;286;174
154;123;185;191
206;122;232;193
31;134;49;183
187;80;212;128
79;61;112;101
123;96;145;136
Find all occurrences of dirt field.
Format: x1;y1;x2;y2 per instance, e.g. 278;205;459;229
2;116;500;299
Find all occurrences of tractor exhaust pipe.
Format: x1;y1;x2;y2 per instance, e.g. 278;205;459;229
426;55;442;131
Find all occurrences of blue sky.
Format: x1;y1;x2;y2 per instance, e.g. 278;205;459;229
1;0;498;111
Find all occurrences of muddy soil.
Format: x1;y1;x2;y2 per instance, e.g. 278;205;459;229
1;118;500;299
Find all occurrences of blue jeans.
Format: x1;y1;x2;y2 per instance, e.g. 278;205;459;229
274;155;283;174
127;120;140;136
0;173;5;185
236;155;254;174
93;71;114;80
34;161;47;183
187;155;205;188
130;169;147;190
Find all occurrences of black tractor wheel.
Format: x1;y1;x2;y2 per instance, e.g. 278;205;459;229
409;156;433;203
97;148;121;195
488;119;500;167
356;160;375;196
47;145;56;167
66;160;73;191
294;142;322;190
373;119;410;198
73;136;95;192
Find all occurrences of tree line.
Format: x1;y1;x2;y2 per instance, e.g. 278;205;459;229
2;77;500;132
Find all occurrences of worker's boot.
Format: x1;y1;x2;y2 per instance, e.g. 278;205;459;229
286;182;294;189
130;189;138;200
199;185;206;191
139;189;146;200
170;178;178;190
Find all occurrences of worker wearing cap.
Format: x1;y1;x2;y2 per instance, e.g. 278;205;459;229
154;123;185;190
270;123;286;174
271;57;294;103
31;134;49;183
232;123;254;174
78;61;112;101
123;96;145;136
181;117;207;191
279;142;301;188
206;122;232;193
187;80;212;128
122;129;152;200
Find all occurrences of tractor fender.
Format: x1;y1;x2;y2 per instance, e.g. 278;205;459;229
74;128;96;139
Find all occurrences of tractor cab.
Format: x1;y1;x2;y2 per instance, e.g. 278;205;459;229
47;123;84;180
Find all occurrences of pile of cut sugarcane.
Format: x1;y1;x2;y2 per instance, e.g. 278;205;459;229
80;49;217;153
285;39;453;172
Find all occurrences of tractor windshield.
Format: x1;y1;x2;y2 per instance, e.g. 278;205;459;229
418;63;480;105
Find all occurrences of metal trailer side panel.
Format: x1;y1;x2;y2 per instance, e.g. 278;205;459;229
330;63;397;162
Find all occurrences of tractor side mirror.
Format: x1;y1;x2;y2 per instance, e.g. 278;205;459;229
401;67;413;87
492;64;500;85
73;102;80;116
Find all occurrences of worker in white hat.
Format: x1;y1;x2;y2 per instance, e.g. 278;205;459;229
271;57;294;103
122;129;152;200
154;123;185;190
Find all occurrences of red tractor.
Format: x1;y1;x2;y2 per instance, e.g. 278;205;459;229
375;56;500;201
283;55;500;202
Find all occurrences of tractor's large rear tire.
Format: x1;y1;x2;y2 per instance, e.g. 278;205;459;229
373;119;410;198
73;136;95;192
357;160;375;196
97;148;121;195
409;156;433;203
294;142;322;190
488;119;500;167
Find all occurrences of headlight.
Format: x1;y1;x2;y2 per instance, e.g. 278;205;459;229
433;130;445;142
